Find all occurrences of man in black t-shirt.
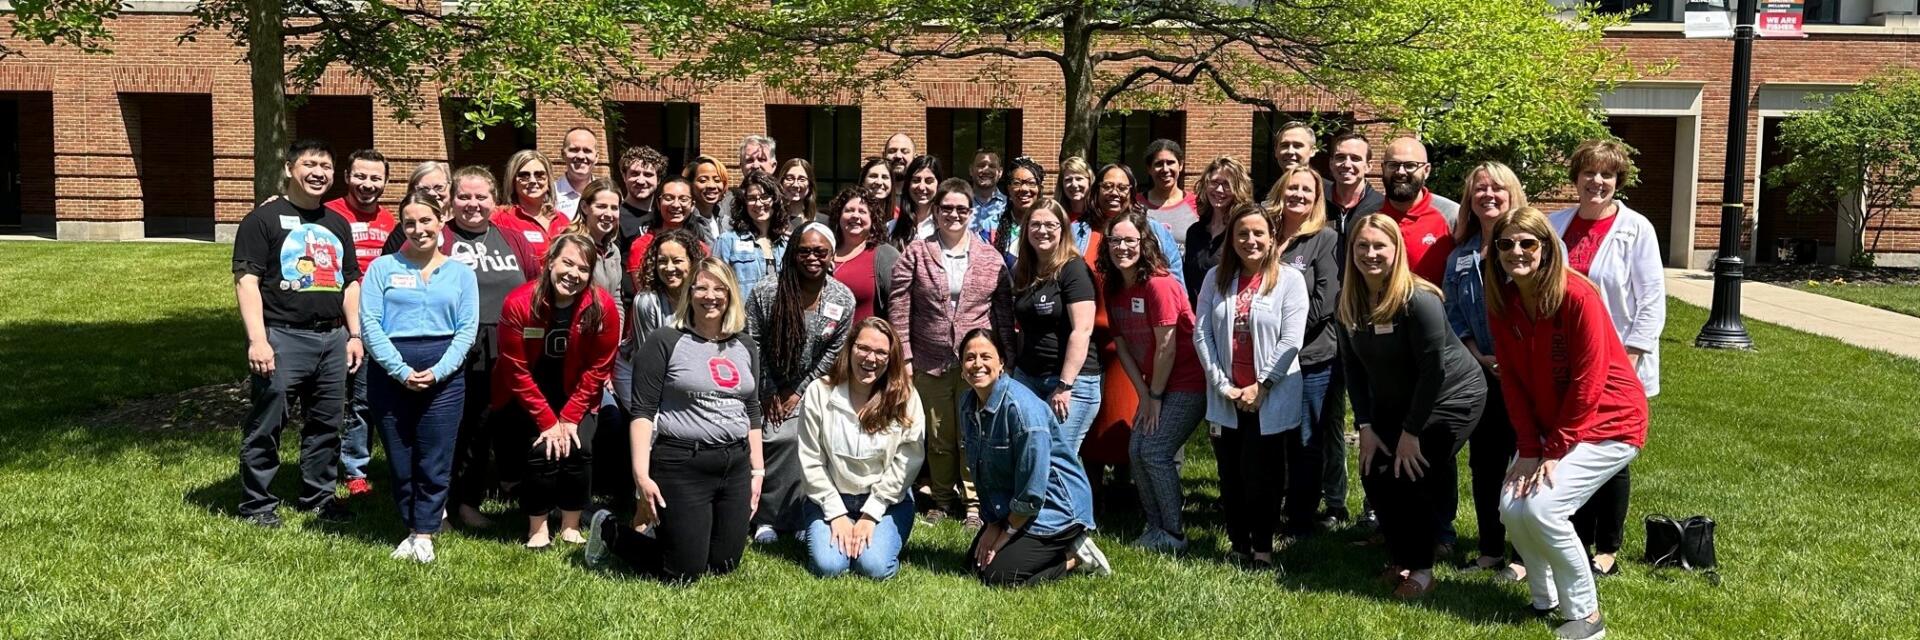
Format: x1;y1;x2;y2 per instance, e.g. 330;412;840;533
231;139;365;528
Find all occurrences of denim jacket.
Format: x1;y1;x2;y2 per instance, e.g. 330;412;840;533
712;228;786;291
960;376;1095;536
1441;234;1495;354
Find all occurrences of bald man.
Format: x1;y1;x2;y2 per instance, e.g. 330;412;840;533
1378;137;1460;284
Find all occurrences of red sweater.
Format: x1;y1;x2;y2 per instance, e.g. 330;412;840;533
1490;275;1649;460
490;205;571;264
491;282;621;430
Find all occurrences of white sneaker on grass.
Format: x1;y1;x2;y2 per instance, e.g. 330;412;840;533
411;537;436;564
389;537;416;560
752;525;778;544
584;509;614;567
1072;533;1113;576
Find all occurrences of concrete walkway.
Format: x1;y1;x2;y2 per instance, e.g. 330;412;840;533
1665;268;1920;359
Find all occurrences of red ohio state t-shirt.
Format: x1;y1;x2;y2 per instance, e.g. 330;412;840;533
1379;189;1456;284
324;198;395;275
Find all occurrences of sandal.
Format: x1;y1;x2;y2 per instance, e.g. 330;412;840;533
1591;556;1620;577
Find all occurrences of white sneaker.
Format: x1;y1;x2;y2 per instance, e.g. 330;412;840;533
411;537;436;564
389;537;417;560
584;509;614;567
1072;533;1113;576
752;525;778;544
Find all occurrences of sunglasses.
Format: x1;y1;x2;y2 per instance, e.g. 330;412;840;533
793;247;831;258
1494;238;1542;252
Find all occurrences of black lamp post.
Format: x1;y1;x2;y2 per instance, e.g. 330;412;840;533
1695;0;1757;350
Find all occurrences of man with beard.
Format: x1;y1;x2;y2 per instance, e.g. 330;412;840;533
323;148;391;499
553;127;600;218
1379;137;1459;283
883;133;915;198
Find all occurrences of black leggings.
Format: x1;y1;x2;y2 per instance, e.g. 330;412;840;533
1359;398;1479;572
971;524;1085;587
650;437;754;582
1214;412;1317;554
1468;378;1519;560
1573;464;1631;555
513;410;598;517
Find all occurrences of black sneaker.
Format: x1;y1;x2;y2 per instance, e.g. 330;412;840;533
1554;616;1606;640
310;502;353;524
1354;509;1379;533
1523;604;1556;619
244;511;283;529
1319;509;1351;530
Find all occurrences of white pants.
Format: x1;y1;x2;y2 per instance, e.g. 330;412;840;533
1500;440;1639;621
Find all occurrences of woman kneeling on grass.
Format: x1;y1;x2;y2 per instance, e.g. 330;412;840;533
795;317;925;579
1487;207;1648;640
958;329;1112;586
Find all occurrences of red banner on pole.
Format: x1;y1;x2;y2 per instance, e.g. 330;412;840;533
1757;0;1806;38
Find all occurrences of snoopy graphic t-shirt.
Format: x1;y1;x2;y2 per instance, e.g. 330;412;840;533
231;199;362;326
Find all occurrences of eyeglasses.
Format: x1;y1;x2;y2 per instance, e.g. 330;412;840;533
793;247;831;258
1098;182;1130;193
1027;221;1062;232
1106;237;1142;248
852;344;890;358
1494;237;1542;252
1383;161;1428;173
938;205;972;214
515;171;548;182
1010;178;1040;188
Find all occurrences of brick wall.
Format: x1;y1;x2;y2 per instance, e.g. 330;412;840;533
0;13;1915;260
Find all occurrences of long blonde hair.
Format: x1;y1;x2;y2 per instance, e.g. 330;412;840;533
1013;200;1080;293
1338;213;1440;329
1454;161;1529;242
1484;207;1577;320
1215;203;1282;295
1195;156;1253;229
1266;164;1328;241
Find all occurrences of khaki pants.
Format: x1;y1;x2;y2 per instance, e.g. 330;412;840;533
914;367;976;514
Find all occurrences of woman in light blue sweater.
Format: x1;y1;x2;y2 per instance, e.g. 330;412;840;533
361;194;480;563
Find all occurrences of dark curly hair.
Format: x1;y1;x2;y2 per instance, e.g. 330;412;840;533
826;185;882;249
728;169;790;244
637;227;710;293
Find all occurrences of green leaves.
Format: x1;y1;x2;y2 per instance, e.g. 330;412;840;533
1766;67;1920;256
3;0;122;58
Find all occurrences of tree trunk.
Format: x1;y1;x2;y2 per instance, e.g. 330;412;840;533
248;0;287;203
1057;9;1097;163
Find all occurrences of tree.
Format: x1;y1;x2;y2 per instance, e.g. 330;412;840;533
1766;67;1920;267
677;0;1653;191
2;0;120;60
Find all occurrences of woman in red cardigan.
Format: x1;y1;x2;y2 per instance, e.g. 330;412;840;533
1485;207;1647;640
493;233;622;549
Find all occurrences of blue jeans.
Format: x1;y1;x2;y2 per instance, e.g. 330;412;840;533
369;336;465;534
1010;370;1102;454
803;494;915;579
342;363;374;479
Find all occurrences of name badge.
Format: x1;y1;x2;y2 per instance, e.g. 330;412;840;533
279;215;301;230
821;302;847;321
1209;422;1222;438
1373;322;1395;335
1455;255;1476;272
522;328;545;339
1131;297;1146;314
388;274;418;289
736;238;757;250
522;230;545;243
351;221;370;234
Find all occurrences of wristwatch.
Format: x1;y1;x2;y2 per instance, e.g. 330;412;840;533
1054;379;1075;394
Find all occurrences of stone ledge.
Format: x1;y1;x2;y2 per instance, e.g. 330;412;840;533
56;220;145;241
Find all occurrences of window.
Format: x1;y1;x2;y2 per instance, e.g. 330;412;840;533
1091;110;1185;171
440;98;538;174
927;108;1023;179
1803;0;1838;24
766;105;862;203
291;96;374;204
123;93;215;238
605;102;700;178
1596;0;1676;21
1251;111;1354;195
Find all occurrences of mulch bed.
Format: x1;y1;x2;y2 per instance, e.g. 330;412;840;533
86;380;253;433
1744;264;1920;286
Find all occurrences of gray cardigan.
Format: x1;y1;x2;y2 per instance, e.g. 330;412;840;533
745;278;856;399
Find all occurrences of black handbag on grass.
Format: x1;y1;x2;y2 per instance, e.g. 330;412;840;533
1644;514;1720;585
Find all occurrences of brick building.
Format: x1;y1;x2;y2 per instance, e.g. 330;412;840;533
1;0;1917;266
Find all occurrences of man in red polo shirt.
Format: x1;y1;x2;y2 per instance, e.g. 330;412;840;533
324;149;395;276
1378;137;1459;284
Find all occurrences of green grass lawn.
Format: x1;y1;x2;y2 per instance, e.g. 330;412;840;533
1790;281;1920;318
3;240;1917;639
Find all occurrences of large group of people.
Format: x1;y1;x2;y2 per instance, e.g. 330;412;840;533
231;124;1661;640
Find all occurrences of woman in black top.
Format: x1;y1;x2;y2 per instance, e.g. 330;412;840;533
443;166;536;529
1183;157;1252;304
1338;213;1486;600
1008;200;1101;453
1270;165;1342;539
589;256;765;582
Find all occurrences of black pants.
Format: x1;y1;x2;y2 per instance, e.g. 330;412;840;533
971;524;1084;587
651;437;754;582
1360;397;1479;572
1468;377;1519;560
1319;364;1351;516
1573;464;1631;555
239;326;346;515
1215;412;1315;554
511;410;598;517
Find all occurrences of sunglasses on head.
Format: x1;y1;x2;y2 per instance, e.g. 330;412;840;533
1494;238;1542;252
